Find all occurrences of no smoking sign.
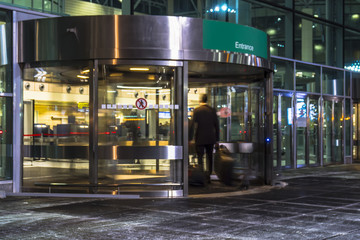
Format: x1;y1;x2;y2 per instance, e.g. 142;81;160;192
135;98;147;110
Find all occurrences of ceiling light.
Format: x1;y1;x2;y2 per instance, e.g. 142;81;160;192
117;85;162;90
77;75;89;79
129;67;149;71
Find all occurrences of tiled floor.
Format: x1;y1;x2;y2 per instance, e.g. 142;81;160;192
1;164;360;239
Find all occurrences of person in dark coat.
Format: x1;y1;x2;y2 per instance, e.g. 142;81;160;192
190;94;220;182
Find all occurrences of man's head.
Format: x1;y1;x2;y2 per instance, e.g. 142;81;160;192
200;94;208;103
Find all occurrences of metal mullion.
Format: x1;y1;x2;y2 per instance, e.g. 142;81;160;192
182;61;188;197
89;60;99;193
319;96;323;166
277;95;282;170
305;96;309;166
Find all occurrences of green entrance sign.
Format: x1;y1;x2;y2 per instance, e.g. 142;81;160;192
203;19;268;59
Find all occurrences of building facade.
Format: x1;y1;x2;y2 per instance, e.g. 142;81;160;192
0;0;359;197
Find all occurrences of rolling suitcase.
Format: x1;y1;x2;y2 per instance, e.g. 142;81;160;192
214;145;235;186
188;165;207;186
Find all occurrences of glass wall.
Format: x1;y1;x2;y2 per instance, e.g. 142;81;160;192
296;63;320;93
273;56;352;169
345;0;360;31
294;0;343;24
0;97;12;180
323;68;344;96
0;9;11;181
0;0;64;14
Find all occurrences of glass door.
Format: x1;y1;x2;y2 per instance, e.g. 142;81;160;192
97;63;183;194
296;96;307;167
323;97;343;164
188;81;265;179
308;96;320;166
273;93;293;170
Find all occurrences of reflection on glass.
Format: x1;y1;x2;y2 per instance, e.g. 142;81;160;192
273;58;294;90
0;10;12;93
334;100;343;163
281;96;292;168
309;97;319;165
353;103;360;162
345;0;360;30
250;4;290;58
188;80;264;179
322;68;344;96
295;63;320;92
345;99;351;156
296;98;306;167
344;30;360;69
273;95;278;168
323;99;333;164
0;97;12;180
22;64;90;192
97;65;179;185
295;0;342;23
294;15;341;66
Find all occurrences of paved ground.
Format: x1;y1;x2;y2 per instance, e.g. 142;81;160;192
1;164;360;239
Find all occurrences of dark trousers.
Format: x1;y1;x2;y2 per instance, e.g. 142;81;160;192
196;144;214;175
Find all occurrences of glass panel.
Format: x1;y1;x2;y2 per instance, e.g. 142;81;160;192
22;63;90;192
0;10;12;93
98;65;180;187
296;97;306;167
345;99;351;156
323;99;333;164
309;97;319;165
294;15;342;66
344;30;360;71
230;87;248;142
273;58;294;90
296;62;320;93
322;68;344;96
250;4;292;58
262;0;293;8
345;0;360;31
334;100;343;163
13;0;32;8
280;95;292;168
295;0;343;24
273;95;278;168
345;72;351;97
0;97;12;180
354;103;360;162
188;79;265;180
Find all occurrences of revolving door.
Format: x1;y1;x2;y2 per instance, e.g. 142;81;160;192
22;60;185;197
18;15;273;197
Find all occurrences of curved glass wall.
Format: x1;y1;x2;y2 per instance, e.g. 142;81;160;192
0;9;11;181
21;61;184;195
0;97;12;180
97;64;182;189
22;62;90;192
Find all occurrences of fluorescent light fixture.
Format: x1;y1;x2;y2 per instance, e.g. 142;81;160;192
352;14;360;20
81;69;90;74
117;85;162;90
77;75;89;79
129;67;149;71
266;28;276;35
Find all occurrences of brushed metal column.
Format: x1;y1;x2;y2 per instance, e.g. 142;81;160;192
89;60;98;193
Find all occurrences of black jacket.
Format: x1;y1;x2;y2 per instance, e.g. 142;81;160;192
190;104;220;145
